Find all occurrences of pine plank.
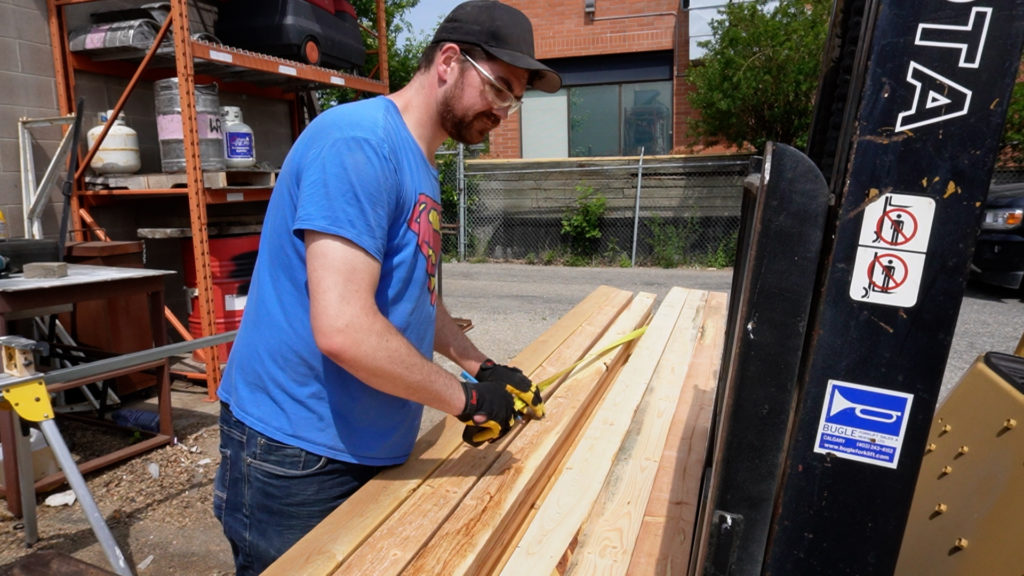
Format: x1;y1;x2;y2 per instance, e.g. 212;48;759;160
401;293;657;576
497;287;697;576
331;289;636;576
626;291;727;575
262;417;461;576
512;285;623;376
266;285;626;576
564;289;713;576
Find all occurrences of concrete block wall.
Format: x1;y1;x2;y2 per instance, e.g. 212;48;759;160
0;0;62;239
466;155;749;220
459;154;751;260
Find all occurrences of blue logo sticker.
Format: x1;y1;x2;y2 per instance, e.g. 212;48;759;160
814;380;914;469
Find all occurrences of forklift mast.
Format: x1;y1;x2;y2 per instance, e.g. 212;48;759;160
691;1;1024;575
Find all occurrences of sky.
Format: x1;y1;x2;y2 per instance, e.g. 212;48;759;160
401;0;724;57
402;0;463;42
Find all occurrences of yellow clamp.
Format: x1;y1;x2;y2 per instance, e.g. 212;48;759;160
1;380;54;422
511;325;648;416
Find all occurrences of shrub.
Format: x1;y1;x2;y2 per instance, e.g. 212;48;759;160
561;184;606;259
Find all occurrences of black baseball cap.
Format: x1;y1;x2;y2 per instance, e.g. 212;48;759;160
431;0;562;93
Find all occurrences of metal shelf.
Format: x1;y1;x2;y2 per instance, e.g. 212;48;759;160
48;0;390;394
69;38;386;95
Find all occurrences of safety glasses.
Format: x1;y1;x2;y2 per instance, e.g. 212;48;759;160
462;53;523;115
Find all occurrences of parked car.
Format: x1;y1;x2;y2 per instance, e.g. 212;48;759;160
215;0;366;71
971;182;1024;293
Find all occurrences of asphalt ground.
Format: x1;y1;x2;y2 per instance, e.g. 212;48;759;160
439;262;1024;405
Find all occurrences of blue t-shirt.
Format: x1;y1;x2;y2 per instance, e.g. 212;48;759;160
217;97;442;466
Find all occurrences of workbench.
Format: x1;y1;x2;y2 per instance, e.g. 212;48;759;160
0;264;174;517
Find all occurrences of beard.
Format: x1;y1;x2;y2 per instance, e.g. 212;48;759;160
440;74;502;145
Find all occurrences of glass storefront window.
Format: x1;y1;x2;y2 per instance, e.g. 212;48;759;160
567;81;672;157
569;85;619;157
622;82;672;155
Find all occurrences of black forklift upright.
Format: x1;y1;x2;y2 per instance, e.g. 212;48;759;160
770;0;1024;574
691;0;1024;575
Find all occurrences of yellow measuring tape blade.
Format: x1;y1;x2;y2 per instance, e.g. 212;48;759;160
2;379;54;422
513;325;648;414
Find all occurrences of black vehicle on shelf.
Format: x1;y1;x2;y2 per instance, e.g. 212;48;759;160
215;0;366;71
971;182;1024;294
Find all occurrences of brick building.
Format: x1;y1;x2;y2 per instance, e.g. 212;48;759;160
489;0;692;159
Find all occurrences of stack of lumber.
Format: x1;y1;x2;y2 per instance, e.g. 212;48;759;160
267;285;728;576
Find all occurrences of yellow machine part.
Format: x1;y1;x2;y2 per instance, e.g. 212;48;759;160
1;380;54;422
895;352;1023;575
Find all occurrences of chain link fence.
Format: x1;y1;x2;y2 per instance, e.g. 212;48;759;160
438;148;754;268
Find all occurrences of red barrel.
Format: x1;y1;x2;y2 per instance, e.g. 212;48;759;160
182;234;259;360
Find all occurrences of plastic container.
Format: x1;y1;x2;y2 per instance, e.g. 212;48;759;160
181;234;260;360
214;0;366;70
0;428;58;485
86;110;142;175
220;106;256;168
154;78;225;173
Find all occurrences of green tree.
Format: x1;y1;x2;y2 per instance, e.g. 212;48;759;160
319;0;430;107
687;0;831;152
999;75;1024;168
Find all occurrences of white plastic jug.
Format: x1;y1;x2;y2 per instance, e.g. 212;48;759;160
220;106;256;168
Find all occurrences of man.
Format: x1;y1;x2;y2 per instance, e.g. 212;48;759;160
212;1;562;573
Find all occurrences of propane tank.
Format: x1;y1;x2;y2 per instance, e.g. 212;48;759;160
220;106;256;168
86;110;141;174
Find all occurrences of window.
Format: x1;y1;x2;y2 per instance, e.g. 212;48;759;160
569;85;620;157
520;52;673;159
567;81;672;157
622;83;672;155
522;90;569;159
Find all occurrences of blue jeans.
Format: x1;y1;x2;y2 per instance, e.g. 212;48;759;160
213;403;383;575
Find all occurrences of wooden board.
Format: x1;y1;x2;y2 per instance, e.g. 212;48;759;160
564;291;723;575
401;293;656;576
331;288;635;576
626;291;728;575
497;287;700;575
261;417;461;576
265;285;628;576
273;286;729;576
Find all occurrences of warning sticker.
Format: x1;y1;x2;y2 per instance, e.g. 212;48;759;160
850;249;927;306
814;380;914;469
850;193;935;308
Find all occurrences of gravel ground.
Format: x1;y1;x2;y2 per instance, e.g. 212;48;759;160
0;262;1016;574
0;382;229;575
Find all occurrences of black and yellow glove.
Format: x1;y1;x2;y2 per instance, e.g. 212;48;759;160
458;379;516;447
476;359;545;420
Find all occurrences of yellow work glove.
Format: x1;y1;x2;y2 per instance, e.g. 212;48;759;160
476;359;545;420
457;379;516;447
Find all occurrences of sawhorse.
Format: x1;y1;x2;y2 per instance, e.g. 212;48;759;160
0;331;235;576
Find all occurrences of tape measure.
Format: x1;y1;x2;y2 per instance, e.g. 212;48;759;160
460;325;648;417
531;325;648;394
